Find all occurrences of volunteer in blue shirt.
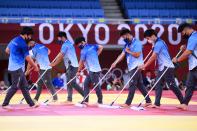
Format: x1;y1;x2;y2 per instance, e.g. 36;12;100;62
75;37;103;105
26;39;58;103
172;23;197;110
139;29;183;108
50;32;83;104
110;28;152;108
2;27;39;110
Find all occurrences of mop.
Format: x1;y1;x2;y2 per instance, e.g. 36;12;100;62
75;52;128;108
36;72;55;105
99;70;139;109
0;70;34;96
130;68;168;111
98;49;154;109
1;77;21;108
130;49;183;111
18;55;59;104
75;67;113;108
0;85;12;96
0;67;35;96
95;49;154;109
40;68;86;106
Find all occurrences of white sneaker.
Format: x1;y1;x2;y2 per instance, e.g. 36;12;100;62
2;105;13;110
30;102;39;108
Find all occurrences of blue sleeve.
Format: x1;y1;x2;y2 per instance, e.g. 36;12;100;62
187;37;197;51
60;44;67;56
153;41;163;54
44;46;49;55
133;40;142;52
94;44;99;51
80;50;86;61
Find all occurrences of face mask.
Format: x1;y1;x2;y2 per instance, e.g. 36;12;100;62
124;38;130;43
57;40;64;45
79;44;84;49
147;39;154;44
183;34;190;39
124;38;131;46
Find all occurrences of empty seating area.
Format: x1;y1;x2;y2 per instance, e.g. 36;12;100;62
0;0;104;18
0;0;196;23
122;0;197;19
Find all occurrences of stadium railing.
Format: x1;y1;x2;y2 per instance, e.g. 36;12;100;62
0;17;196;24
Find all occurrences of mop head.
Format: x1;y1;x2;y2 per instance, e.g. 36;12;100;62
98;104;122;109
130;106;146;111
40;102;48;106
75;102;87;108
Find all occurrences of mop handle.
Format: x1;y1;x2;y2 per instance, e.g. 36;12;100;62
137;49;183;107
110;49;153;106
80;50;129;104
137;67;169;107
19;55;59;103
80;49;127;104
110;69;139;106
43;45;99;103
81;67;113;104
0;86;11;95
43;68;86;103
38;72;53;97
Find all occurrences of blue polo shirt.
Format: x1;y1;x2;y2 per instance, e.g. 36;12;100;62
30;43;51;70
7;36;29;71
80;44;101;72
61;40;79;69
153;38;174;71
123;38;144;71
187;31;197;70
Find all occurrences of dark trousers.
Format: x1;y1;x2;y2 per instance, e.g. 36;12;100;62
2;68;35;107
84;71;103;104
154;67;184;106
126;68;152;105
183;68;197;105
66;66;84;101
34;69;58;101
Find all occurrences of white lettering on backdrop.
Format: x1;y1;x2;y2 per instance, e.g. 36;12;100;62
32;23;181;45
